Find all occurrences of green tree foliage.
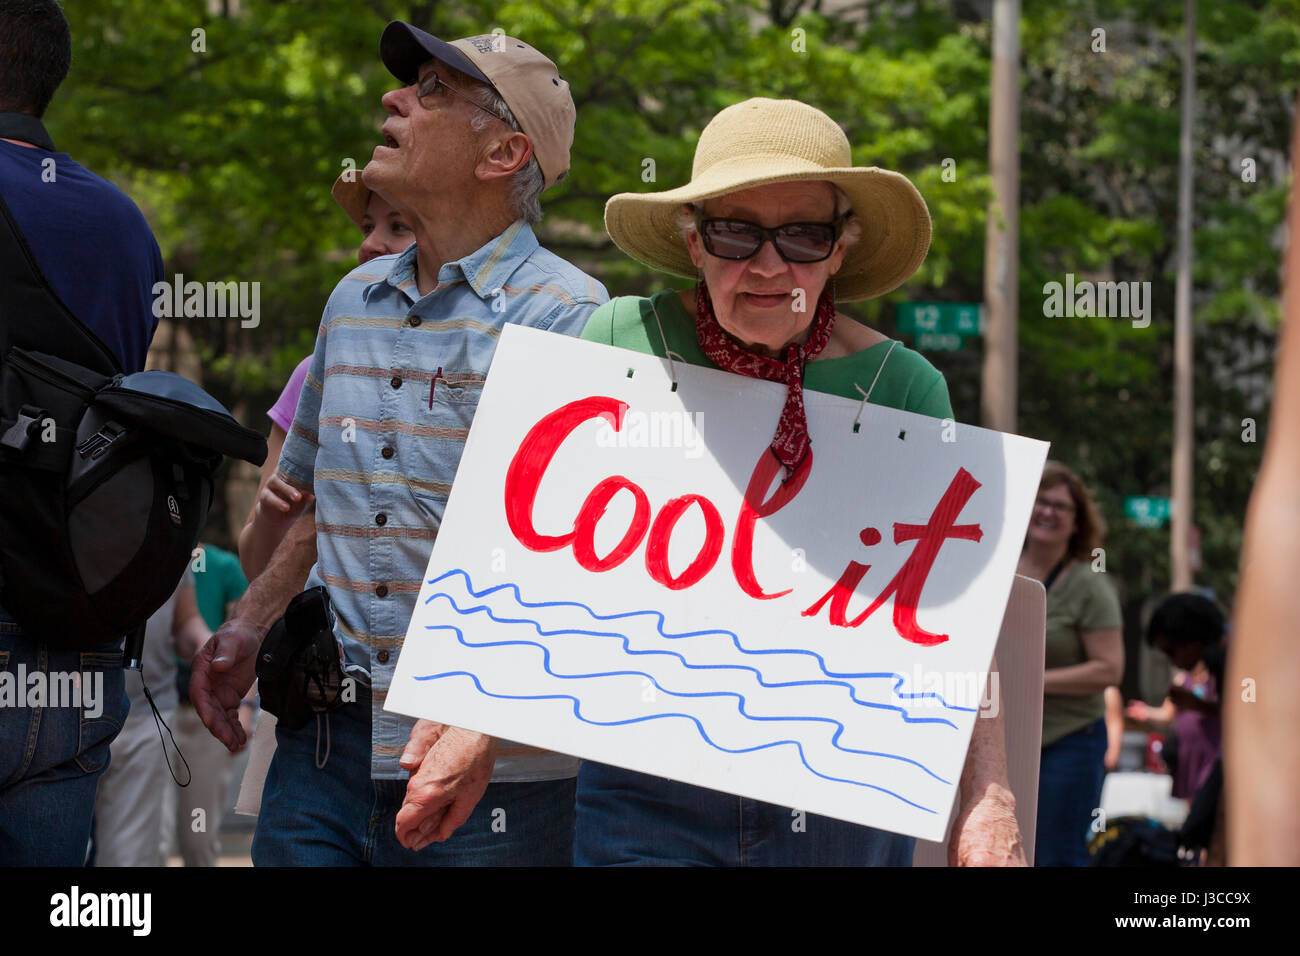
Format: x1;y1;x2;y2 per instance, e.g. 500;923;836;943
1012;0;1296;619
45;0;1298;630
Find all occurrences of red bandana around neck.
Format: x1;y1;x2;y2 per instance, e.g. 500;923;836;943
693;282;836;476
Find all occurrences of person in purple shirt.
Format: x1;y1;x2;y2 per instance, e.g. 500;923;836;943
237;174;415;580
0;0;163;865
1129;593;1227;800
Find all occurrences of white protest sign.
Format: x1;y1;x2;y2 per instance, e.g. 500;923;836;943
386;324;1049;841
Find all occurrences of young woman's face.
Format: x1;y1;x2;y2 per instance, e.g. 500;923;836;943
1027;480;1078;552
358;191;415;264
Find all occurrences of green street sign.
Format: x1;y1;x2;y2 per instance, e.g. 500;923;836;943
1124;495;1172;528
915;332;965;352
897;302;985;337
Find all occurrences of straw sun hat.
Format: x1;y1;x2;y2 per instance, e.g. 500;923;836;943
332;173;370;227
604;98;931;302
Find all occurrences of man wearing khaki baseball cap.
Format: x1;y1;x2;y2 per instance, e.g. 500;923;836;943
193;20;607;867
376;24;576;191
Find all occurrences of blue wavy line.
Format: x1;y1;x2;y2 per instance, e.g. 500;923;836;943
426;568;975;715
410;668;937;815
426;623;951;784
425;590;957;730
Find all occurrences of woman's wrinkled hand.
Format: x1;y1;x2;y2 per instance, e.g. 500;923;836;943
949;784;1027;866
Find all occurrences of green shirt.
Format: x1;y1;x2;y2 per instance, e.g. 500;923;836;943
1041;560;1123;747
193;543;249;632
580;290;953;416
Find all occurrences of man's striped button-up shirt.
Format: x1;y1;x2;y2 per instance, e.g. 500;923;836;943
278;221;608;779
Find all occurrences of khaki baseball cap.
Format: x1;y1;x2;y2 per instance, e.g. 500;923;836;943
379;21;576;190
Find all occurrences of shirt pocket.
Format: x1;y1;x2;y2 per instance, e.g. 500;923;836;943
427;375;483;420
415;375;484;491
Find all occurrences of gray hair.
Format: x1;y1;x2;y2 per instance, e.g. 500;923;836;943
465;83;546;226
676;183;863;248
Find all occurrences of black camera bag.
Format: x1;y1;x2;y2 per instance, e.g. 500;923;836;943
0;188;266;649
256;586;348;730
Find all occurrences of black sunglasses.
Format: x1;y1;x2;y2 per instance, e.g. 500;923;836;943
695;212;848;264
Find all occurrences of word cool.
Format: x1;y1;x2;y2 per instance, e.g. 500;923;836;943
504;396;986;647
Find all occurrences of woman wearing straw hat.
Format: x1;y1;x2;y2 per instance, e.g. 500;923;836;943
577;97;1025;866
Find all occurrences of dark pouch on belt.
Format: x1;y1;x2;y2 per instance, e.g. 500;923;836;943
256;586;349;731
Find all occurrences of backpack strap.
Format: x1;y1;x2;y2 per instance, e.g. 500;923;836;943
0;405;48;452
0;406;77;471
0;186;121;376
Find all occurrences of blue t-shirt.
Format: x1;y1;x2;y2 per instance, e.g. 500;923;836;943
0;138;162;372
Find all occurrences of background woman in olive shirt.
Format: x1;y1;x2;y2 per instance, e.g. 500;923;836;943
576;97;1025;866
1016;461;1124;866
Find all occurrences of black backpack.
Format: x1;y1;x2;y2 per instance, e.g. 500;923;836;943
0;186;266;650
1088;816;1180;867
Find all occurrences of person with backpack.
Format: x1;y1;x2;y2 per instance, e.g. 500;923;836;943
0;0;163;866
0;0;265;867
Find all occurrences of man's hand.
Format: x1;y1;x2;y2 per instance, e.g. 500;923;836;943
395;721;497;851
191;619;264;752
948;783;1026;867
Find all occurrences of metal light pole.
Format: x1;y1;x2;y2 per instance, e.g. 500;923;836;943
982;0;1021;434
1171;0;1196;591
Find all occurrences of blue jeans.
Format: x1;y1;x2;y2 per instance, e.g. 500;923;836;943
1035;717;1108;866
0;611;129;866
253;692;575;866
575;761;915;866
